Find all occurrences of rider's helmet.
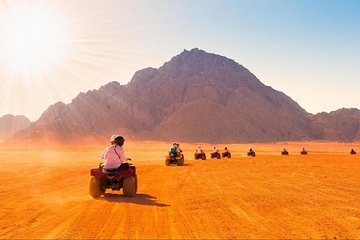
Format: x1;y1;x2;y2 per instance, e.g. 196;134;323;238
110;135;118;143
114;136;125;146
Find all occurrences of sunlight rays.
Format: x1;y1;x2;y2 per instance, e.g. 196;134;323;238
0;2;70;76
0;0;140;120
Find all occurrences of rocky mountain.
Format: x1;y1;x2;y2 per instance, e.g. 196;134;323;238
312;108;360;142
0;114;31;142
5;48;360;145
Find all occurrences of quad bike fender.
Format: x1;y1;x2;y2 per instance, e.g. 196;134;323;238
90;168;105;178
90;165;136;178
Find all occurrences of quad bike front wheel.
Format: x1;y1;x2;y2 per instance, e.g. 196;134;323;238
89;176;103;198
123;176;136;197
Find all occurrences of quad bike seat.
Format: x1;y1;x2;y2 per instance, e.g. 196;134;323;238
102;168;118;175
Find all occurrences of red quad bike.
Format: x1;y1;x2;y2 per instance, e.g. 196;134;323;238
89;163;137;198
194;152;206;160
300;150;308;155
211;152;221;159
281;150;289;155
222;152;231;158
247;151;256;157
165;153;184;166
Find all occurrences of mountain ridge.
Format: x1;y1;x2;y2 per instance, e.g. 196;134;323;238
0;114;31;142
4;48;360;145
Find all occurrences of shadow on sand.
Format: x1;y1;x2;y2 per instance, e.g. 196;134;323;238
168;163;192;167
101;193;170;207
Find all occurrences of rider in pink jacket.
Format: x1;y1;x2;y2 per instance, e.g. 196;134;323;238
100;135;127;170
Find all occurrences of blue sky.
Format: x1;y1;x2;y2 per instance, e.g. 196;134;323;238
0;0;359;120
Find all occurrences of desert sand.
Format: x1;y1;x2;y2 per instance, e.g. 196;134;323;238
0;141;359;239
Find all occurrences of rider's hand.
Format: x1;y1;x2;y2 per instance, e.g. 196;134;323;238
127;158;132;161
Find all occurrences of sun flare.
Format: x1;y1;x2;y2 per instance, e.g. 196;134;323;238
0;3;69;75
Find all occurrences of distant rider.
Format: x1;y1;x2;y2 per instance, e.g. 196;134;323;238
170;143;178;157
176;143;183;157
212;146;218;154
195;145;203;154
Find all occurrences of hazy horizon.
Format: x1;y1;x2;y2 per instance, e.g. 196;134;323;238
0;0;359;121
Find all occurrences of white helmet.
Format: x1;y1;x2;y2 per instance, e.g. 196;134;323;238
110;135;119;143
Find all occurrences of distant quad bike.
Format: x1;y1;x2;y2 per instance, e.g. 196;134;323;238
247;151;256;157
194;152;206;160
222;152;231;158
350;149;356;155
211;152;221;159
166;153;184;166
281;150;289;155
89;163;137;198
300;150;308;155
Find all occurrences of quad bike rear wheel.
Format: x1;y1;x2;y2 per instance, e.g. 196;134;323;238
123;176;136;197
165;158;170;166
134;174;138;193
177;156;184;166
89;176;103;198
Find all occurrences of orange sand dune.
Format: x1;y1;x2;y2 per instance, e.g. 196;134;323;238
0;142;359;239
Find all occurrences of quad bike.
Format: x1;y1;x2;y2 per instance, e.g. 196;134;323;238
247;151;256;157
166;153;184;166
300;150;308;155
89;163;137;198
194;152;206;160
222;152;231;158
281;150;289;155
350;149;356;155
210;152;221;159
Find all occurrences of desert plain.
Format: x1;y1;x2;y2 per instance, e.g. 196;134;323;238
0;141;359;239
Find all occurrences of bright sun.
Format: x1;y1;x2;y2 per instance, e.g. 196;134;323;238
0;3;69;75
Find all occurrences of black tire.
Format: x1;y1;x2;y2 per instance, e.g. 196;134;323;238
89;176;102;198
123;176;136;197
134;174;138;193
165;158;170;166
177;156;184;166
202;154;206;160
228;153;231;158
217;153;221;159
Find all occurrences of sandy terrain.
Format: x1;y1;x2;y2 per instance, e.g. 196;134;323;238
0;141;359;239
